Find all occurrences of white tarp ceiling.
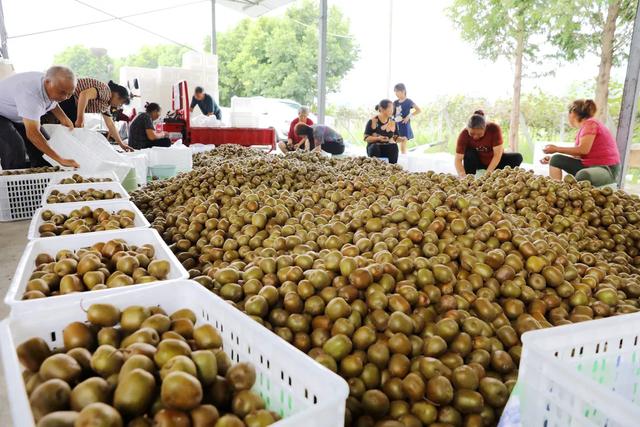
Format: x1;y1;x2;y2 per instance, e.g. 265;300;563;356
218;0;297;17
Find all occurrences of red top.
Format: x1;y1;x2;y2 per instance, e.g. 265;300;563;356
576;118;620;167
288;117;314;144
456;123;503;167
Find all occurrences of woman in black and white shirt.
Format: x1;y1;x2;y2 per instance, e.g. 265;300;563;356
364;99;407;164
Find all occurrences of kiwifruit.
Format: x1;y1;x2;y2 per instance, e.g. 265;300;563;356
361;389;390;419
153;409;191;427
59;274;84;294
17;337;51;372
161;371;203;411
62;322;95;350
114;368;156;416
123;343;158;360
225;362;256;391
75;402;123;427
26;278;50;295
140;314;171;334
39;354;82;384
478;377;509;408
191;350;218;386
191;324;221;349
119;354;156;380
70;377;111;411
154;339;192;367
91;345;124;378
213;414;244;426
426;376;454;405
231;390;265;418
121;327;160;348
148;259;170;280
243;408;276;427
97;327;121;348
120;306;151;333
36;410;79;427
160;355;197;380
170;318;195;339
190;404;220;426
29;379;71;421
66;348;92;375
86;304;120;327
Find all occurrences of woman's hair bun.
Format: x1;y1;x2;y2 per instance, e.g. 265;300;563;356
473;110;485;117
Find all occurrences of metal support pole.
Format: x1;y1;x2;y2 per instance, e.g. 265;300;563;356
616;0;640;188
210;0;217;55
387;0;393;97
0;0;8;59
317;0;328;124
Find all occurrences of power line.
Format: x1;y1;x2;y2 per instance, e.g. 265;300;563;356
8;1;207;40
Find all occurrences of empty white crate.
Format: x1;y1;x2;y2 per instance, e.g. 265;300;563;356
519;313;640;427
4;228;188;313
41;182;129;205
0;280;349;427
27;199;150;240
0;170;69;221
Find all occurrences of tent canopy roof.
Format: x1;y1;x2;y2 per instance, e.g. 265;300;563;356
218;0;297;17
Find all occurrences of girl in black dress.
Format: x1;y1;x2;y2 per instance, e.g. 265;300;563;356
364;99;407;164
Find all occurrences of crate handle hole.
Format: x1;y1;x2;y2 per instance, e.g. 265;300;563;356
280;371;284;380
50;331;56;342
619;338;624;349
267;360;270;369
288;376;292;386
313;395;317;404
305;389;308;399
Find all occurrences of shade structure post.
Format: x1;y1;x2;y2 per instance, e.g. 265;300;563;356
616;0;640;187
317;0;328;124
0;0;8;59
211;0;217;55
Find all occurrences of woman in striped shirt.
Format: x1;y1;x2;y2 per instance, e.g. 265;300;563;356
58;78;133;152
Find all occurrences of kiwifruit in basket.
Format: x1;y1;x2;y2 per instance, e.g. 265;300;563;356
46;188;122;204
16;303;273;425
0;166;61;175
22;241;171;300
59;174;113;184
38;207;137;237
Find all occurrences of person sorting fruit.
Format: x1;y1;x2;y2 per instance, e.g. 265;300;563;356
56;77;134;152
541;99;620;186
365;99;407;164
294;122;345;155
455;110;523;177
190;86;222;120
279;106;314;153
0;66;80;170
128;102;172;149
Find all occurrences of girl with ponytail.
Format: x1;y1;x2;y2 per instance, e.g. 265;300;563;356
542;99;621;186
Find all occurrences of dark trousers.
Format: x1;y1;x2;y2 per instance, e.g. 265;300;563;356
367;143;399;164
0;116;50;169
130;137;172;150
310;138;345;155
463;148;522;174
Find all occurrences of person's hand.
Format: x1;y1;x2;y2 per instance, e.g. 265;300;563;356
60;117;74;131
540;155;551;165
74;115;84;128
402;117;410;124
59;158;80;168
543;145;557;154
379;136;390;143
458;173;467;179
119;142;134;152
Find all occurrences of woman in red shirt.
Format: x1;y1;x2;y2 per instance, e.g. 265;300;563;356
542;99;620;186
455;110;522;177
279;106;313;153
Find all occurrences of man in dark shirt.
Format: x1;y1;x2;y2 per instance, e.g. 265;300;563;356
190;86;221;120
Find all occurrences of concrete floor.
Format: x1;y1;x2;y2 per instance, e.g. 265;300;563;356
0;220;29;426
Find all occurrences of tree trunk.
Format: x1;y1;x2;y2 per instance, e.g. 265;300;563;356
595;0;622;121
509;29;525;152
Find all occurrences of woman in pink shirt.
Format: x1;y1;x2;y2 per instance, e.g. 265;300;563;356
541;99;620;186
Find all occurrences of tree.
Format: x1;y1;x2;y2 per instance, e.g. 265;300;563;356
121;45;189;68
205;0;359;106
547;0;636;121
53;45;114;82
448;0;549;152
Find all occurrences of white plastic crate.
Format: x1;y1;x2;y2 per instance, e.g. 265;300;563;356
27;200;150;240
231;111;261;128
4;228;188;313
519;313;640;427
0;170;69;221
53;170;119;184
147;146;193;173
41;182;129;205
0;280;349;427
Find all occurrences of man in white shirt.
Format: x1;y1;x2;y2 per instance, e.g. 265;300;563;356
0;66;79;169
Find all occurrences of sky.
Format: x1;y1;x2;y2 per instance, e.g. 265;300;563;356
2;0;628;108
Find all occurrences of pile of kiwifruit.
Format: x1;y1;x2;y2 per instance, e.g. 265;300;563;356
18;303;277;426
1;166;62;175
131;146;640;425
46;188;123;204
59;174;114;184
38;206;138;237
23;240;171;300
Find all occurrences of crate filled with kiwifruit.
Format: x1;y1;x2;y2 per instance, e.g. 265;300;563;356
28;200;150;240
4;228;188;312
41;182;129;205
0;280;349;427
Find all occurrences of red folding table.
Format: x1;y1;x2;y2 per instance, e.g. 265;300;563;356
156;80;276;151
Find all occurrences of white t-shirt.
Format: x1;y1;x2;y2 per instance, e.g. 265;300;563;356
0;72;57;123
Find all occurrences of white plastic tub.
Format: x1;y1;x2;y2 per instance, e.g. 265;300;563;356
4;228;188;313
0;170;69;221
147;146;193;173
0;280;349;427
519;313;640;427
27;200;150;240
41;182;129;205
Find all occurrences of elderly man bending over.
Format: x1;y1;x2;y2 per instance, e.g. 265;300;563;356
0;66;79;169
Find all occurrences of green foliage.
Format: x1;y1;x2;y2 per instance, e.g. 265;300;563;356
207;0;359;105
547;0;636;65
121;45;189;68
53;45;114;82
